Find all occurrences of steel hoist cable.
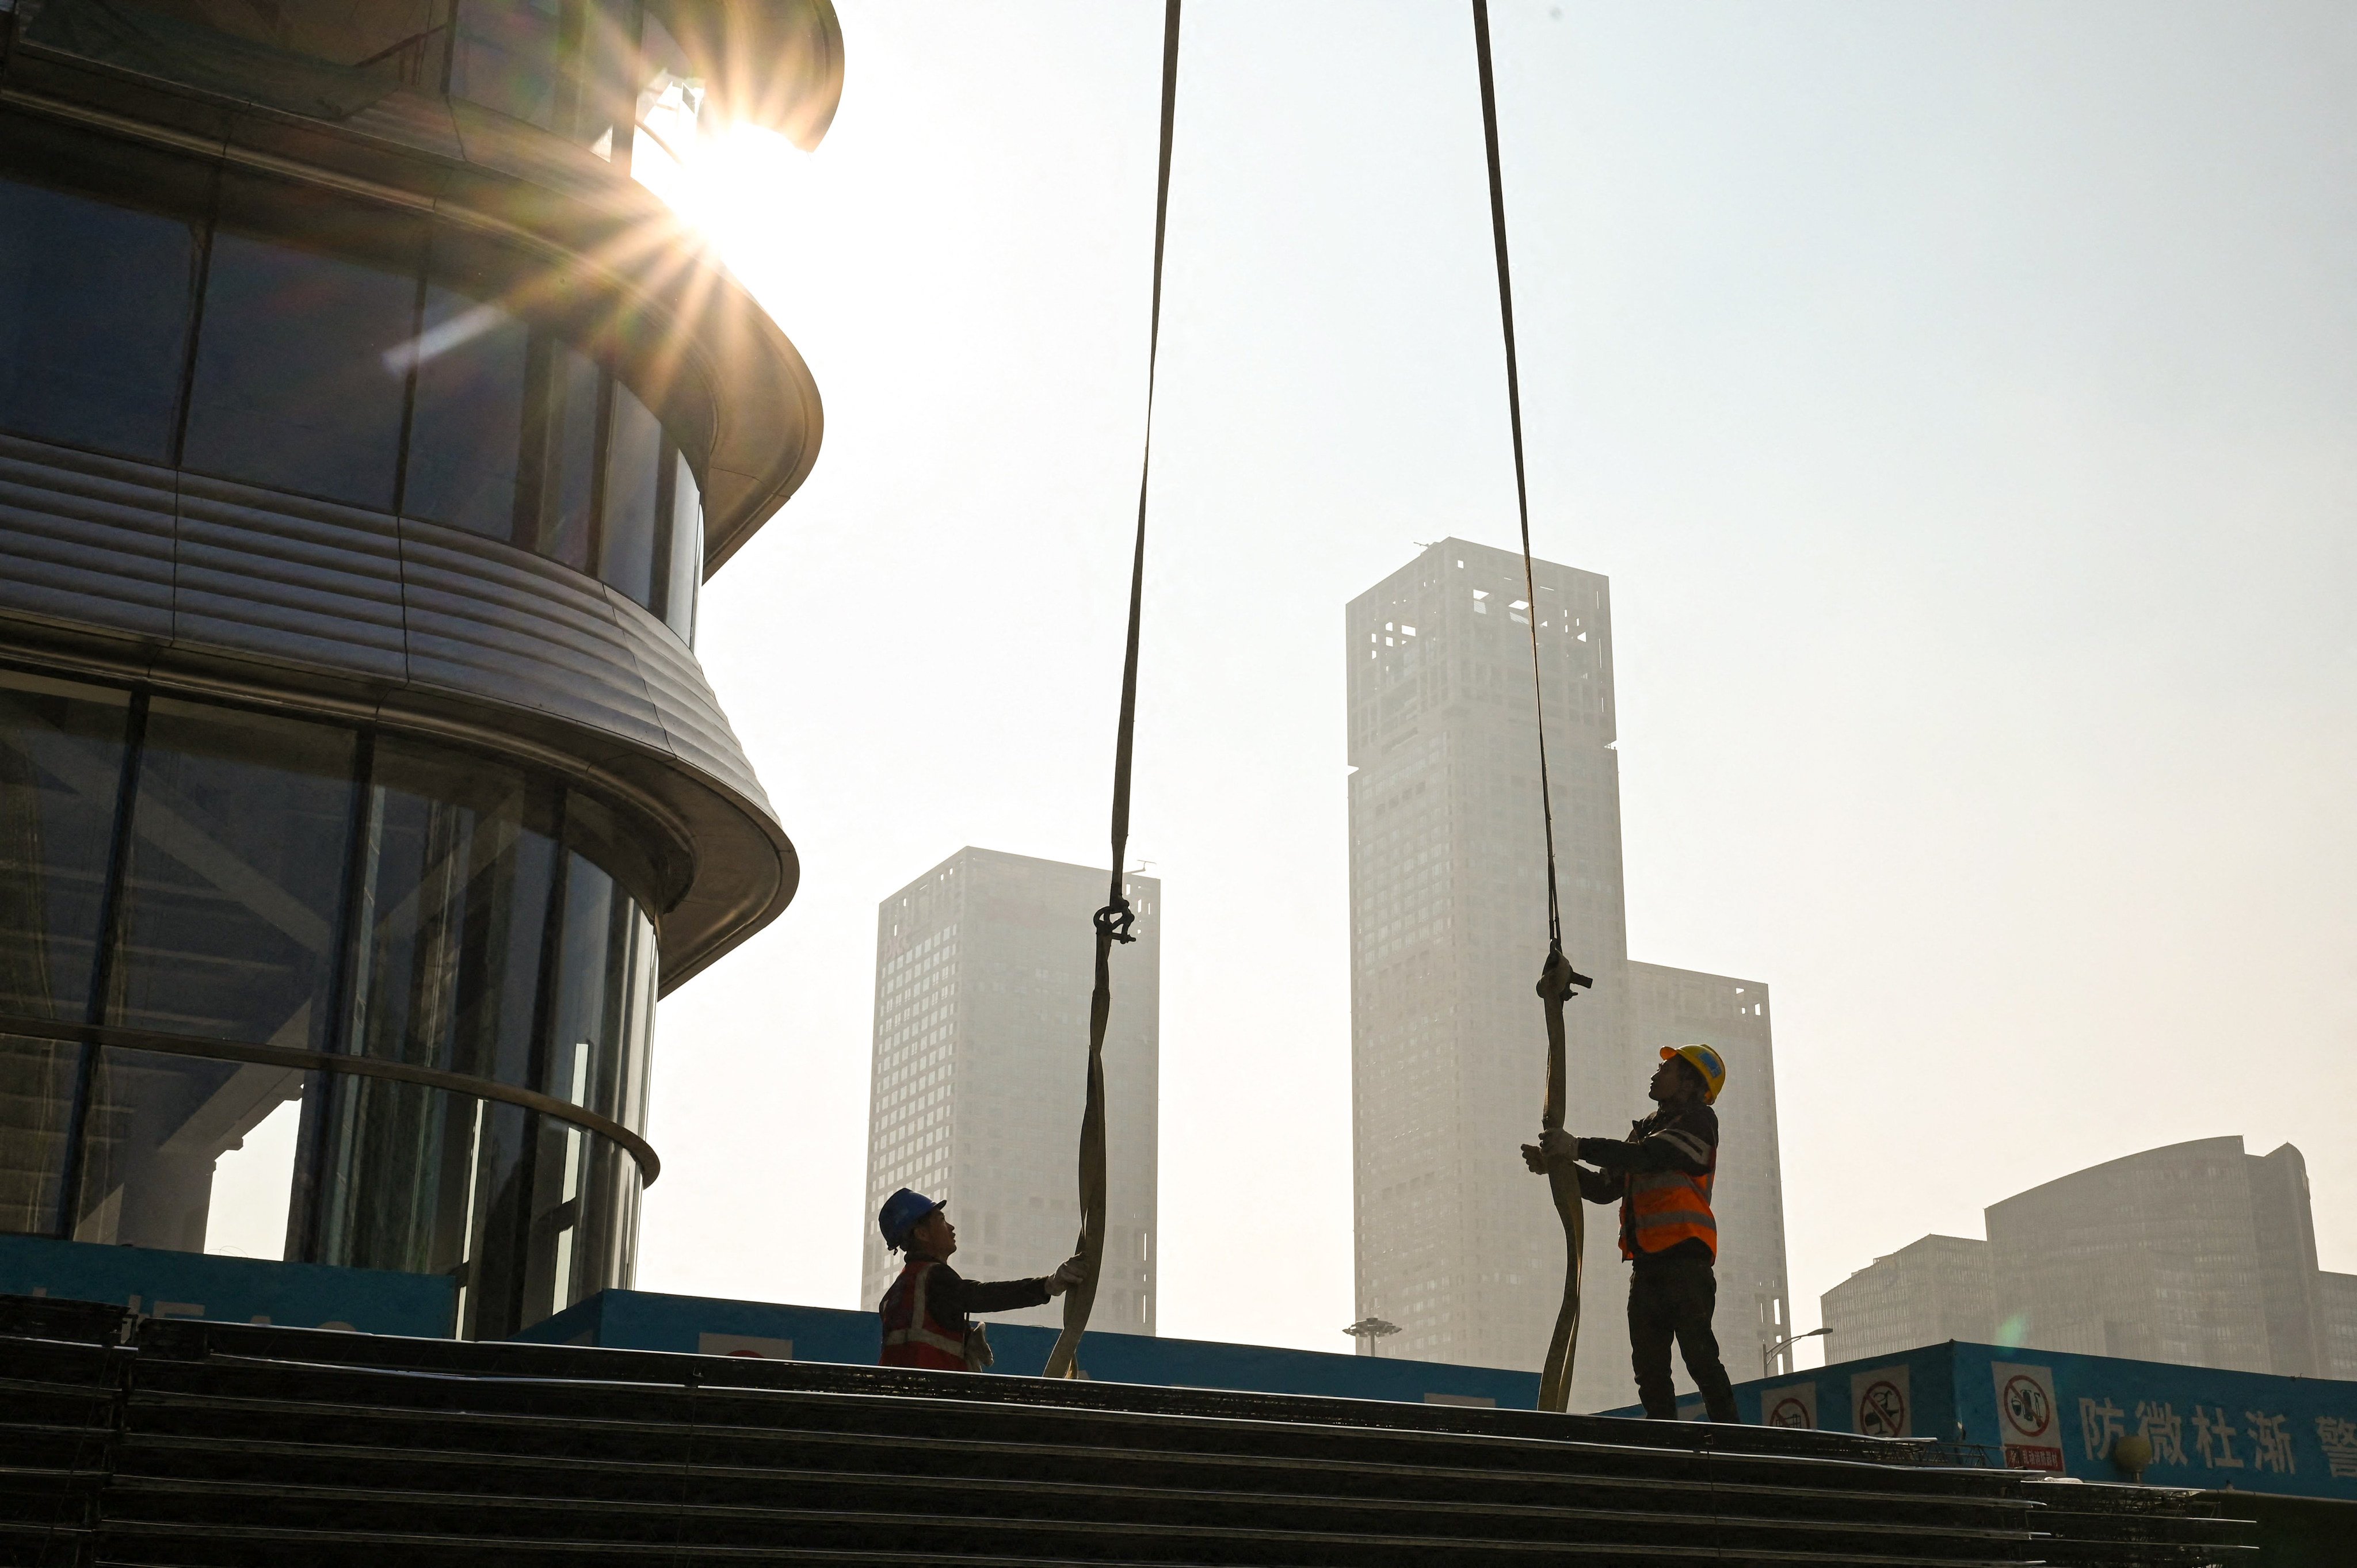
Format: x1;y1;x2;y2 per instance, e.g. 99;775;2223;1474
1471;0;1594;1413
1043;0;1181;1382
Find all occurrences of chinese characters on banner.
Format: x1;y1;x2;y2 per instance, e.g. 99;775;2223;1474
2191;1405;2244;1469
2134;1399;2187;1466
2247;1412;2295;1474
2080;1394;2125;1462
2078;1398;2304;1478
2317;1417;2357;1480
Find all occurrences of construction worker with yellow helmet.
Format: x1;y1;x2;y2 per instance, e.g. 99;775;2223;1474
1522;1042;1737;1422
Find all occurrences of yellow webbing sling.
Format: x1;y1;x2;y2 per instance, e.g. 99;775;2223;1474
1471;0;1596;1413
1042;0;1183;1383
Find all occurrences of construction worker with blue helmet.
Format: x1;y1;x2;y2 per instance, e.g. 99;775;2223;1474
875;1188;1084;1372
1523;1042;1738;1423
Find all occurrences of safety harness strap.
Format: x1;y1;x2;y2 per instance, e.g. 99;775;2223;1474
1536;960;1585;1409
1473;0;1593;1414
1043;0;1183;1383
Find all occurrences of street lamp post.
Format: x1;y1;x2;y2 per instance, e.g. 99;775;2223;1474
1763;1326;1828;1379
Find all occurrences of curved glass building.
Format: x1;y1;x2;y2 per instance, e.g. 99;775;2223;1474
0;0;837;1337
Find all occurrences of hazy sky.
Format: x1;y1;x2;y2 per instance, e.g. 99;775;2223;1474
635;1;2357;1371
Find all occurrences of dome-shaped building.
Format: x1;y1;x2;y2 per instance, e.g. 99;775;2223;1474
0;0;837;1338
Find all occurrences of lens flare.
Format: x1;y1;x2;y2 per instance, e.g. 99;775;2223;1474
633;117;811;262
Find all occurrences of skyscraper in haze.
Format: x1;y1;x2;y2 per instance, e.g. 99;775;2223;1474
1348;539;1788;1411
861;849;1160;1333
1821;1235;1996;1364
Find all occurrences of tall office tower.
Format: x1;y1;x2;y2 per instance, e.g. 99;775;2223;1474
1985;1137;2315;1373
1821;1237;1996;1364
861;849;1160;1333
1347;538;1635;1406
0;2;838;1337
1627;963;1792;1379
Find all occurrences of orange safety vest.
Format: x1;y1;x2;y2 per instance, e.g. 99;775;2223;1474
1618;1117;1719;1262
878;1258;970;1371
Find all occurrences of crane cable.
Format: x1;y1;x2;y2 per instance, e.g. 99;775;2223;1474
1042;0;1182;1382
1471;0;1595;1413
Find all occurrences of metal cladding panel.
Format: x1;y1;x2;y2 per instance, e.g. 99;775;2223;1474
173;474;406;681
612;591;771;816
0;434;175;641
399;519;672;753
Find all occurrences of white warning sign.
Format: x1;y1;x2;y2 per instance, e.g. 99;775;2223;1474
698;1332;795;1360
1991;1361;2064;1471
1850;1365;1912;1439
1761;1383;1819;1430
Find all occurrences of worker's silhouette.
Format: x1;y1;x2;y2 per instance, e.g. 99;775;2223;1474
875;1189;1084;1372
1524;1046;1740;1422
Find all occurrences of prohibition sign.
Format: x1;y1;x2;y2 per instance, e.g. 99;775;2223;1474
1767;1395;1812;1429
2001;1375;2053;1440
1858;1379;1907;1439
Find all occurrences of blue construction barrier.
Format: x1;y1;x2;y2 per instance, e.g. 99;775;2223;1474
1605;1340;2357;1502
0;1234;455;1337
516;1288;1542;1409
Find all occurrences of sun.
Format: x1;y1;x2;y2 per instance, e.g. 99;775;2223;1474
633;112;813;267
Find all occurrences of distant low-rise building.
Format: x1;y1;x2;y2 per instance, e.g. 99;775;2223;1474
1824;1138;2343;1379
1822;1235;1994;1364
1988;1138;2303;1374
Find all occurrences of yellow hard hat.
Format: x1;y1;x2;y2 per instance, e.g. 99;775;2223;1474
1660;1044;1726;1104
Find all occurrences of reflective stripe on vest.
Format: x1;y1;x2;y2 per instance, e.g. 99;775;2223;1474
1620;1165;1718;1261
879;1260;967;1369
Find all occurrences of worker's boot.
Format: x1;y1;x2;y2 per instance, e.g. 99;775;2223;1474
1634;1370;1679;1420
1696;1365;1740;1424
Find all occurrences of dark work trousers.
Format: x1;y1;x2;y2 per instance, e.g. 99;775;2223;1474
1627;1257;1740;1422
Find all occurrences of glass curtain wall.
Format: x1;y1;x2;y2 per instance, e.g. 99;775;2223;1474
447;0;651;160
0;109;705;642
0;128;209;464
0;673;131;1235
0;666;663;1336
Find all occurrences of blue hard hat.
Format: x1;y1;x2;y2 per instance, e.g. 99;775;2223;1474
878;1188;944;1252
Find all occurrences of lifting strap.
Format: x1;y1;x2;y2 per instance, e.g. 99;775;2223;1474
1471;0;1594;1413
1042;0;1183;1382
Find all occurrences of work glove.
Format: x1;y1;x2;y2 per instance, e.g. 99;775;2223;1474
1535;948;1588;1002
1043;1254;1088;1296
1520;1127;1574;1173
